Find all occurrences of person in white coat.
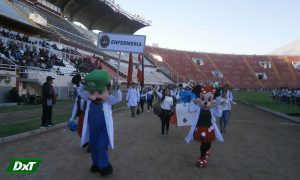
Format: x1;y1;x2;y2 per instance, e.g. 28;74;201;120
218;84;233;133
77;70;122;176
126;82;140;117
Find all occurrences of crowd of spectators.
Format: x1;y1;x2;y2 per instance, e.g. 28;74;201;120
0;28;67;68
0;38;65;69
69;56;101;73
0;28;104;75
1;28;29;43
0;28;129;78
60;47;81;56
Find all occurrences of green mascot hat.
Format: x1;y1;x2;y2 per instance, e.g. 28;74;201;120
84;70;111;92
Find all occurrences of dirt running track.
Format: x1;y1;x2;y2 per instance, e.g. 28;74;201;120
0;103;300;180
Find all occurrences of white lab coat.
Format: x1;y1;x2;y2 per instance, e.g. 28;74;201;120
185;102;224;143
70;87;86;120
77;84;122;149
126;87;140;107
218;90;233;110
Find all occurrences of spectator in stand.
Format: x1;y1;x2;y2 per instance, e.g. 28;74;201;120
0;28;68;69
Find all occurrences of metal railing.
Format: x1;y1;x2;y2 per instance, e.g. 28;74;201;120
0;63;72;99
101;0;151;26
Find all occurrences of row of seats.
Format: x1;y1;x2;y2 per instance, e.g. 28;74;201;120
33;7;82;38
12;0;95;48
106;59;173;85
145;46;300;88
1;0;175;85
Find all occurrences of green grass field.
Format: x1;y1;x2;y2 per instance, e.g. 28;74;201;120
0;95;127;138
234;91;300;117
0;113;71;138
0;100;73;113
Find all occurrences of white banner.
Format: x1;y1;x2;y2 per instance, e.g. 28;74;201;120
176;103;195;126
97;33;146;53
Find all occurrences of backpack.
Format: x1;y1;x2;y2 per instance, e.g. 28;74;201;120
153;92;162;117
153;102;162;117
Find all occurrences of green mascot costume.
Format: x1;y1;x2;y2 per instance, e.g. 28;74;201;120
78;70;122;176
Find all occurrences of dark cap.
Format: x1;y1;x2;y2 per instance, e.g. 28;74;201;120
46;76;55;82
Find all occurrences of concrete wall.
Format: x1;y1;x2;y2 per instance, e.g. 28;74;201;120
0;70;17;103
0;70;16;87
0;86;11;103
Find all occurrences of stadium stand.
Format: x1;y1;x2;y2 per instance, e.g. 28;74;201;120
0;0;33;26
106;58;173;85
0;0;155;104
1;0;299;104
145;46;300;89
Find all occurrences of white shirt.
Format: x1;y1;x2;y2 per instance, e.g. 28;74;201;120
156;91;173;110
161;96;173;110
126;87;140;107
218;90;233;110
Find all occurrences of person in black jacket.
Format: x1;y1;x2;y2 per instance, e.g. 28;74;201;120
41;76;55;127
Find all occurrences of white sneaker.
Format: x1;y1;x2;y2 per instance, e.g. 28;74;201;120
148;110;150;112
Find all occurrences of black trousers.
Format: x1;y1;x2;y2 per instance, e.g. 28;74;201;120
42;105;52;125
140;99;145;112
147;99;153;110
130;106;136;117
200;142;211;158
160;109;171;134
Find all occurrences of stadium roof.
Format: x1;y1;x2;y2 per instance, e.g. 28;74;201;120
47;0;150;34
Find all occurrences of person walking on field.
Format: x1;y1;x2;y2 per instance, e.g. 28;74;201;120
154;87;174;135
139;88;147;113
126;82;140;117
146;87;154;112
41;76;56;127
218;84;233;133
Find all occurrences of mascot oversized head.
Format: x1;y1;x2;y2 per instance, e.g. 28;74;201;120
84;70;111;102
196;85;216;110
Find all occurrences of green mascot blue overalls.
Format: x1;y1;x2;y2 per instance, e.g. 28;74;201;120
78;70;122;176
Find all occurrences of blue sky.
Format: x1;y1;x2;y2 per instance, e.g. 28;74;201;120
113;0;300;55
